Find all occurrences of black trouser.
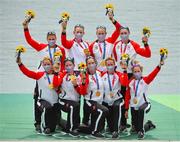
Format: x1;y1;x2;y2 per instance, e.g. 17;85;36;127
34;82;42;127
82;99;91;125
103;98;124;132
34;82;62;127
37;100;59;132
84;100;109;134
59;99;80;132
131;107;144;133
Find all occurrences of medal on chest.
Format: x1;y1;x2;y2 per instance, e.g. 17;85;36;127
133;97;138;104
92;73;101;97
96;90;101;97
133;79;141;104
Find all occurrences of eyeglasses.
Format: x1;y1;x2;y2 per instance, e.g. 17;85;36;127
64;57;74;63
120;26;130;32
47;31;56;36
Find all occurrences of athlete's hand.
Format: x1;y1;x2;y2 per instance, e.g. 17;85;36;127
108;12;115;23
53;63;60;73
22;20;29;29
159;60;165;67
125;111;128;119
16;57;22;65
92;105;96;111
61;21;67;32
142;36;148;44
71;78;78;87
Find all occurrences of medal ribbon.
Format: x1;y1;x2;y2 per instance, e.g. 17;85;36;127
92;73;100;90
133;80;141;97
48;46;56;64
98;42;106;60
107;73;116;92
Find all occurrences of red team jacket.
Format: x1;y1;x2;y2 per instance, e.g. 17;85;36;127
125;66;161;110
89;21;121;56
24;28;66;71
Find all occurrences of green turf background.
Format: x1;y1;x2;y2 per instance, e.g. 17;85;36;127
0;93;179;140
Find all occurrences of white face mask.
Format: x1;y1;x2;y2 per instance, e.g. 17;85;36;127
66;66;74;73
107;65;115;73
44;65;51;72
133;72;142;80
48;40;56;46
88;63;96;72
97;34;106;42
75;33;83;40
120;34;129;42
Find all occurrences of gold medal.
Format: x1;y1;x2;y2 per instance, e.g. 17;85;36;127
96;90;101;97
48;83;54;89
83;48;90;55
100;60;105;67
70;75;76;81
110;92;114;98
133;97;138;104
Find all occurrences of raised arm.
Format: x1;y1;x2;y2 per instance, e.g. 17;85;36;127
23;21;46;51
61;33;74;49
130;40;151;58
143;66;161;84
106;20;121;44
18;63;44;80
61;21;74;49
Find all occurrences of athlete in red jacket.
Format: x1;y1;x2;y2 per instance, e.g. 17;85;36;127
101;57;128;138
22;20;66;132
61;21;89;70
16;56;60;135
89;13;121;72
124;59;166;139
113;27;151;75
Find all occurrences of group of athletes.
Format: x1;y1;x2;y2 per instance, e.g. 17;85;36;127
16;10;166;139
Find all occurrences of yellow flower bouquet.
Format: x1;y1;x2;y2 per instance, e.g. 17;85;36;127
105;3;114;16
16;45;26;53
54;51;62;64
15;45;26;62
142;27;151;38
120;53;130;65
70;75;76;81
25;10;36;23
59;12;70;24
78;62;87;72
160;48;168;61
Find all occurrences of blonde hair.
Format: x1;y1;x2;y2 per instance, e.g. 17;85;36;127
42;57;52;63
105;57;115;65
132;60;143;72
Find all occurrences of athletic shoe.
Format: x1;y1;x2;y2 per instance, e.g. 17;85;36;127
112;131;119;139
119;125;127;133
43;128;51;135
130;125;137;134
91;132;104;138
126;123;131;128
69;129;79;137
35;124;41;133
137;131;145;140
81;123;89;127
